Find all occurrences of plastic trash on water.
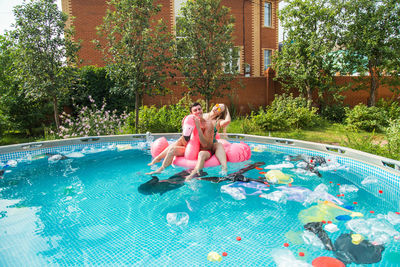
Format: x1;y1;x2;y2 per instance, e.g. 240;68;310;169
351;234;364;245
339;184;359;194
221;184;246;200
264;162;295;169
207;251;222;262
324;223;339;233
166;212;189;227
259;191;287;203
65;152;85;158
377;211;400;225
304;184;344;206
271;249;312;267
361;176;378;185
346;218;400;245
302;230;325;249
48;154;63;162
7;160;18;167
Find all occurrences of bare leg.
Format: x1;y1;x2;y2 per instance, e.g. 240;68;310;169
213;142;227;173
148;137;186;166
146;145;186;175
148;146;169;166
186;151;211;180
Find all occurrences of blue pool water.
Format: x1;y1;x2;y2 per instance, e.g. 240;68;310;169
0;141;399;266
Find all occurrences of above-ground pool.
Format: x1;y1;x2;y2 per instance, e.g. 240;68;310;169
0;134;399;266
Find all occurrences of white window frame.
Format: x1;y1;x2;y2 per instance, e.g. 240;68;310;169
264;2;272;27
224;48;241;74
263;49;272;71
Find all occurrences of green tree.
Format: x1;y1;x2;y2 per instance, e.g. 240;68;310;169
11;0;80;129
338;0;400;106
94;0;174;132
177;0;238;111
0;34;53;136
273;0;340;105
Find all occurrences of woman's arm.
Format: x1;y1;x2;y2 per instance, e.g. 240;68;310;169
219;107;231;129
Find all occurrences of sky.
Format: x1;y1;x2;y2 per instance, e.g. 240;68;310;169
0;0;62;35
0;0;284;41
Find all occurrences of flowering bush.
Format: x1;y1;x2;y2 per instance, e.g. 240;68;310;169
54;96;127;138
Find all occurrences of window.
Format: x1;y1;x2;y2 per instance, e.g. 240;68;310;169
264;2;271;27
224;48;240;74
264;49;272;71
175;0;187;38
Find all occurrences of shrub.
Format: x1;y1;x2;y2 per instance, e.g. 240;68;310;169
0;110;7;137
54;96;127;138
320;103;347;123
386;119;400;159
377;98;400;120
61;66;134;114
250;94;320;131
126;95;199;133
345;104;388;132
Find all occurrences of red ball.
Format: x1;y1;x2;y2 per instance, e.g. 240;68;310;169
327;221;332;224
283;243;289;247
236;236;241;241
370;210;375;214
222;252;228;257
353;201;358;205
299;252;305;257
396;212;400;215
312;256;345;267
379;190;383;194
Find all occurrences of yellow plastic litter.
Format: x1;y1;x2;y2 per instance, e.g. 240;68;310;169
116;144;133;151
207;251;222;262
298;201;363;224
32;154;46;160
351;234;364;245
323;201;364;218
264;170;293;184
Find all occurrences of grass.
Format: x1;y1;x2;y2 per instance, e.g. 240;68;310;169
228;119;385;145
0;132;44;146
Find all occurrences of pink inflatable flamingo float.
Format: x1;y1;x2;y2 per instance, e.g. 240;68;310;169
150;115;251;168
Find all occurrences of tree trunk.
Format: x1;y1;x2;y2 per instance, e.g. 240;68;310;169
306;86;313;108
53;96;60;130
205;98;210;112
368;66;379;107
135;90;139;133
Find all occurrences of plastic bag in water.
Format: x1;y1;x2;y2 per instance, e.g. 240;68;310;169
166;212;189;227
221;184;246;200
339;184;359;194
346;218;400;245
271;249;312;267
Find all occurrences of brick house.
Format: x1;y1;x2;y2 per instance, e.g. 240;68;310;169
61;0;280;113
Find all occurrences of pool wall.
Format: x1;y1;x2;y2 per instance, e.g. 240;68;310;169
0;133;399;209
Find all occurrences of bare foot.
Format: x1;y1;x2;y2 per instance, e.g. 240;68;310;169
220;165;227;176
146;167;164;175
147;158;160;166
185;170;200;181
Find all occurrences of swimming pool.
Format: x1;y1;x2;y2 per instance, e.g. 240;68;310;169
0;134;399;266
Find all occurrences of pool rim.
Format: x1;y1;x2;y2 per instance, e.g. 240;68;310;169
0;133;399;176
